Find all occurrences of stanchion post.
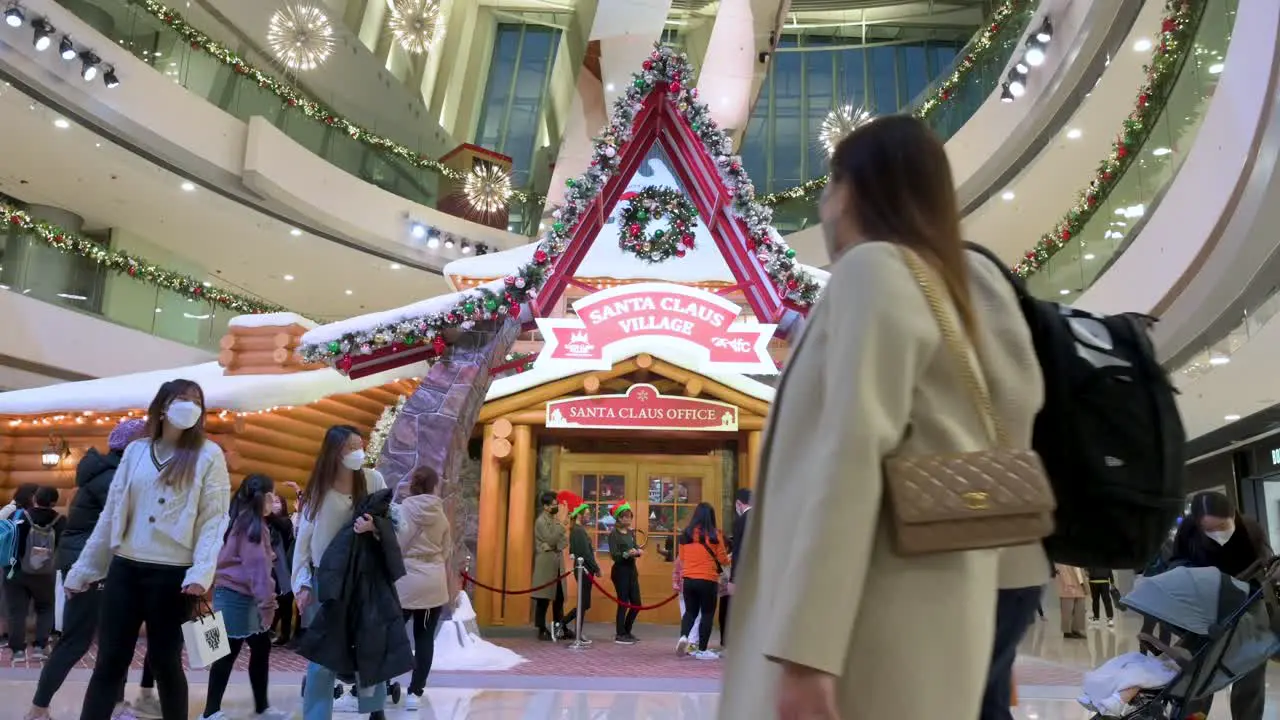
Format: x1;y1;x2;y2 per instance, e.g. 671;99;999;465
568;556;588;651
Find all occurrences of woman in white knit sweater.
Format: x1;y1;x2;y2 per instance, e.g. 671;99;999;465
65;379;231;720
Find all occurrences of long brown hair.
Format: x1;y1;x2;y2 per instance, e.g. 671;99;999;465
829;114;976;335
301;424;367;521
144;379;208;488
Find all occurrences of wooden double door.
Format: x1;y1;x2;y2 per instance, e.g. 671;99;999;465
557;452;722;626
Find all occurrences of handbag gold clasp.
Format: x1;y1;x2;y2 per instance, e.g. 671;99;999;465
961;491;990;510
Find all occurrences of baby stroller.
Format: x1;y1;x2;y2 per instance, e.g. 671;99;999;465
1083;558;1280;719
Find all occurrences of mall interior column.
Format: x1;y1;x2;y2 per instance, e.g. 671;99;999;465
503;424;536;625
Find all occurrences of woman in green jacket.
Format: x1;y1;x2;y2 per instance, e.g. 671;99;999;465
531;491;569;641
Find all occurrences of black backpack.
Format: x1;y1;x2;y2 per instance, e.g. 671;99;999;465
967;243;1186;569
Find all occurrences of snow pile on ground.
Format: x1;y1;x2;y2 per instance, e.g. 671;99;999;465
428;593;525;672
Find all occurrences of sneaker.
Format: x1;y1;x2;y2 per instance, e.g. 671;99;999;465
555;623;575;641
11;650;25;663
332;694;359;714
579;636;593;645
403;692;421;710
132;695;162;719
111;704;138;720
676;636;690;656
203;713;230;720
625;633;640;643
537;628;554;642
1107;618;1116;628
614;634;636;645
691;649;720;660
254;708;291;720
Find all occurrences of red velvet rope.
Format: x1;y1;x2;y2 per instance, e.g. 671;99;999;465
460;570;572;596
588;575;680;611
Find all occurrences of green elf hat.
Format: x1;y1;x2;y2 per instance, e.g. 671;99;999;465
609;501;633;519
558;490;588;518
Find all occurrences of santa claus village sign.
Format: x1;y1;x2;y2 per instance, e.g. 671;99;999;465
534;282;778;376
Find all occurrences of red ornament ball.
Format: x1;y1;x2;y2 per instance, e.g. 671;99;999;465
432;336;447;354
533;249;548;264
670;81;682;93
337;355;354;373
508;303;521;317
682;234;695;248
1116;146;1128;159
675;248;686;258
642;59;653;70
1060;229;1072;241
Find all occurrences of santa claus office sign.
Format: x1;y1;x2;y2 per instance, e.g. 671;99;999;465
546;384;739;432
534;282;778;375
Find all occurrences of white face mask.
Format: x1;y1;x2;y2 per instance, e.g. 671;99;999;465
1206;525;1235;546
342;449;367;470
165;400;202;430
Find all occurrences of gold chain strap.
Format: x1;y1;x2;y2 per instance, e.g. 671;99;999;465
896;247;1008;448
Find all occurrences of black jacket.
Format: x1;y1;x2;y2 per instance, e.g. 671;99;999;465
296;489;412;687
730;508;750;582
57;449;121;572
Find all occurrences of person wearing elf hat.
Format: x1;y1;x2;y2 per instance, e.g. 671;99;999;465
607;501;643;644
532;490;571;642
559;491;599;644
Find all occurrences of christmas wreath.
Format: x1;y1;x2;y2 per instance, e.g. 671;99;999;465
617;186;698;263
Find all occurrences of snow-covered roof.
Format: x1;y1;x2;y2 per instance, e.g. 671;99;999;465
301;279;507;348
487;341;776;404
0;360;425;416
228;312;317;330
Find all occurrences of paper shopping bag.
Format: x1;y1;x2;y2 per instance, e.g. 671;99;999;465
182;608;230;669
54;571;64;632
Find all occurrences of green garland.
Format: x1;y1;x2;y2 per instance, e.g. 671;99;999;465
2;205;287;315
617;187;699;263
1014;0;1201;278
756;0;1033;207
134;0;544;210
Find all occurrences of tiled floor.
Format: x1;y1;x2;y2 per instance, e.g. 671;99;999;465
0;610;1275;718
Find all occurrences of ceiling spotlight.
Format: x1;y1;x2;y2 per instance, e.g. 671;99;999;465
1208;62;1224;75
410;222;426;240
53;118;69;129
344;289;353;295
1001;191;1016;201
476;244;489;256
181;181;196;192
31;18;54;51
1083;253;1096;260
389;262;402;270
79;51;100;82
1209;355;1231;366
1133;38;1153;53
290;228;302;237
102;66;119;88
1066;128;1082;139
443;238;455;249
1151;147;1172;156
59;35;75;60
1224;414;1241;422
1000;83;1015;103
4;3;24;28
1035;18;1053;44
283;274;295;281
1024;45;1046;67
1012;60;1029;77
1007;78;1026;98
1059;289;1071;296
426;236;440;249
461;240;472;254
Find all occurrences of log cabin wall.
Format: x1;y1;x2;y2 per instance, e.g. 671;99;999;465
0;380;417;509
219;322;326;376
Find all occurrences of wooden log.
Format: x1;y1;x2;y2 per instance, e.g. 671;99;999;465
219;348;295;369
3;470;78;487
278;406;374;435
312;399;380;428
3;423;120;437
359;387;405;407
235;439;317;473
0;432;112;447
227;323;311;337
335;392;387;418
476;360;639;423
239;423;322;457
635;353;653;369
738;414;766;431
583;375;601;395
491;418;513;439
648;359;771;416
250;414;328;443
233;457;312;486
684;378;704;397
491;437;512;460
223;364;325;376
0;436;13;452
219;333;300;352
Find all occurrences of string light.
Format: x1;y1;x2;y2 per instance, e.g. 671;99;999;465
818;105;871;157
267;2;334;71
387;0;443;55
464;164;513;216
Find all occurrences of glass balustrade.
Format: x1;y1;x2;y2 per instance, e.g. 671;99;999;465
1026;0;1235;300
0;226;237;353
766;4;1037;232
62;0;551;230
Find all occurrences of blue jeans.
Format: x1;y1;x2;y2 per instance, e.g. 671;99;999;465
980;585;1043;720
302;662;386;720
300;579;386;720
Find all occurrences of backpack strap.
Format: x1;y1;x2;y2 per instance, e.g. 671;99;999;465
963;242;1030;300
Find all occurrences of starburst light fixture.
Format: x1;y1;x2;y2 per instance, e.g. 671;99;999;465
819;104;872;157
387;0;443;55
267;2;335;71
464;164;513;215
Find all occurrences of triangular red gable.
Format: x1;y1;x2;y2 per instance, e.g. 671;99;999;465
534;85;808;336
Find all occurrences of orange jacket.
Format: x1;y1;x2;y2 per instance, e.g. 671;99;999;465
679;529;730;583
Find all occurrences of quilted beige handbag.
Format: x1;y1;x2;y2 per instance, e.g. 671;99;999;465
884;247;1055;556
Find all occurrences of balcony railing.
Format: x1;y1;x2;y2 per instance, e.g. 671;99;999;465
1026;0;1235;299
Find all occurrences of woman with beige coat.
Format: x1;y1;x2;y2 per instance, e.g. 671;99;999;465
394;467;453;707
1055;564;1089;639
718;115;1045;720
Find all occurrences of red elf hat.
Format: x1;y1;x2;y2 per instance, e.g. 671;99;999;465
609;501;633;518
557;490;587;518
